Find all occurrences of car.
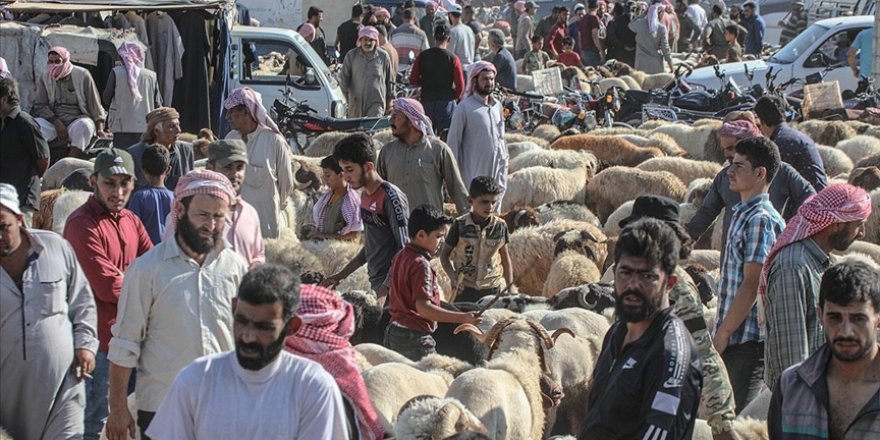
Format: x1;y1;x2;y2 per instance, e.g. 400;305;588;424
684;15;872;94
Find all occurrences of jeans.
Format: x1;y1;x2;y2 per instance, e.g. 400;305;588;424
722;341;765;414
84;352;137;440
421;99;456;135
383;323;436;361
581;48;602;67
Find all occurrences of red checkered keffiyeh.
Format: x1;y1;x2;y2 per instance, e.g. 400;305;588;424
284;285;384;440
720;120;763;140
163;170;237;240
393;98;435;138
467;61;497;96
224;87;281;134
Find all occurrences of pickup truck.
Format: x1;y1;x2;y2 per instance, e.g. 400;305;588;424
684;15;873;94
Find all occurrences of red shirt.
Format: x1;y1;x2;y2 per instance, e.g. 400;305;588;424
557;50;582;67
64;196;153;352
388;243;442;333
544;22;568;56
580;13;602;50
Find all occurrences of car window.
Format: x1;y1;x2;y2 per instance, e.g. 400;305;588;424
241;39;311;84
804;26;870;68
768;24;829;64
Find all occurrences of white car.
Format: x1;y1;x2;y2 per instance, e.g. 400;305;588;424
684;15;872;93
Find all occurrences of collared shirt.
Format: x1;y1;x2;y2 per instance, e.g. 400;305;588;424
108;237;247;412
0;106;50;210
771;123;828;192
447;94;509;203
742;14;765;56
128;140;195;191
764;237;831;391
64;196;153;352
389;243;442;333
227;198;265;268
716;193;785;346
377;135;469;214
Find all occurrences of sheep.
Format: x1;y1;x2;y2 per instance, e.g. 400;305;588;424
693;417;769;440
856;153;880;168
834;251;880;269
835;135;880;164
548;282;616;316
586;167;687;222
618;133;688;157
501;166;590;212
550;134;664;167
290;155;324;193
508;148;598;175
636;157;723;186
651;123;723;163
298;239;362;278
51;190;90;234
42;157;94;189
535;201;601;228
363;362;452;434
833;240;880;266
738;388;772;421
543;250;602;297
865;190;880;245
816;145;854;177
685;249;722;273
507;141;543;161
372;128;395;146
394;396;487;439
796;120;855;146
501;206;541;233
448;318;574;439
685;178;715;207
596;77;630;95
640;72;675;90
505;133;549;148
618;74;641;90
474;294;549;314
602;200;635;237
531;124;561;143
356;343;415;367
303;131;348;157
33;188;66;231
848;166;880;192
59;167;93;191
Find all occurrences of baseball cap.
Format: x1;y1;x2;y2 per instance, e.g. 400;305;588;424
0;183;22;216
448;4;462;14
573;3;585;12
93;148;136;178
525;1;539;9
208;139;249;167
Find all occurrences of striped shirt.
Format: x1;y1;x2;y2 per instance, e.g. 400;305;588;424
716;193;785;346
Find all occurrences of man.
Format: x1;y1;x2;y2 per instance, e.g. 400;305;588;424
337;4;365;61
377;98;469;215
224;87;294;239
146;265;350;439
448;6;475;65
535;6;560;40
686;0;708;34
568;3;587;55
703;4;733;60
377;26;399;77
341;26;395;118
778;1;807;47
768;261;880;440
728;4;748;46
489;29;518;91
33;46;107;158
204;139;266;268
754;96;828;192
578;218;703;439
101;42;162;150
0;183;98;440
580;0;605;66
420;1;440;47
299;7;329;64
322;133;410;305
544;6;570;58
447;62;509;210
848;26;874;80
606;2;637;67
105;171;248;440
713;136;785;413
127;106;194;191
515;1;539;58
390;8;430;71
687;119;815;254
63;149;153;440
0;77;49;227
760;184;871;391
740;1;765;56
506;0;520;43
462;6;484;58
409;23;465;134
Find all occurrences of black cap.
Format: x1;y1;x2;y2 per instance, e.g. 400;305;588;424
619;195;680;228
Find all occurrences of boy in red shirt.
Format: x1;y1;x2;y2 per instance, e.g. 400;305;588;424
556;37;582;67
385;204;482;360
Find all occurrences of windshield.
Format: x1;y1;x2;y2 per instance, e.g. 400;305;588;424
294;33;337;88
768;24;829;64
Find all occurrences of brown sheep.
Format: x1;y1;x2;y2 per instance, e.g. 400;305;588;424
586;167;687;222
856;153;880;168
550;134;664;167
501;206;541;233
33;188;67;231
848;166;880;192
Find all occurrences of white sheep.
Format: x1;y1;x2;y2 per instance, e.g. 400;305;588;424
508;141;544;161
836;135;880;164
603;200;635;237
738;388;772;421
394;396;487;439
42;157;94;189
597;77;630;95
864;189;880;245
531;124;561;143
363;362;451;434
502;166;590;212
817;145;854;177
51;190;90;234
618;75;641;90
833;240;880;266
355;343;415;367
506;133;549;148
651;124;723;163
685;249;722;273
618;132;688;157
693;417;768;440
543;251;601;297
303;131;348;158
586;167;687;222
508;148;598;174
685;178;715;206
640;72;675;90
636;157;723;186
796;120;856;146
535;201;601;228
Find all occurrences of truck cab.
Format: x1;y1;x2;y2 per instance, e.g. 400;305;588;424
229;25;347;119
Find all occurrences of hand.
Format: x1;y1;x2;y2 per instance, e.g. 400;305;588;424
712;331;729;356
97;130;111;139
71;348;95;381
106;406;137;440
375;284;389;300
319;273;343;289
53;120;69;142
462;312;483;325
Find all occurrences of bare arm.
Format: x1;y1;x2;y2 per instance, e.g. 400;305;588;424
106;363;136;440
415;298;480;324
499;244;515;290
713;262;762;354
440;243;457;284
847;47;860;77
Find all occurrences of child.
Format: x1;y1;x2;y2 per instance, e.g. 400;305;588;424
440;176;516;303
386;204;482;360
524;34;551;75
724;24;742;63
127;144;174;244
307;155;363;241
556;36;583;67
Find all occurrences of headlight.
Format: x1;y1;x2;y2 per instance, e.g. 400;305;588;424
605;94;614;104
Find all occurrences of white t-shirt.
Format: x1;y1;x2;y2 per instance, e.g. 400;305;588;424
146;351;350;440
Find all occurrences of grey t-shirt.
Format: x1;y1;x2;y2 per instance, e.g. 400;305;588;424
358;181;410;290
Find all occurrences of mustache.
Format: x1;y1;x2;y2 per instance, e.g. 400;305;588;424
833;337;861;345
619;289;648;302
237;341;263;353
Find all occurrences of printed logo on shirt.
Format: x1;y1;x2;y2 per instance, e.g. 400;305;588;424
622;357;637;369
369;201;378;212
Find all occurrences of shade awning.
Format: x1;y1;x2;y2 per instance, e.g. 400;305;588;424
6;0;228;12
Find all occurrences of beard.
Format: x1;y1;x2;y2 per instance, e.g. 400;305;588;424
476;83;494;96
829;335;874;362
829;228;858;252
0;242;12;257
615;288;662;323
177;213;221;254
236;327;288;371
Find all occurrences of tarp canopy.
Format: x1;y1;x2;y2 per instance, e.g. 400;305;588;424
6;0;229;12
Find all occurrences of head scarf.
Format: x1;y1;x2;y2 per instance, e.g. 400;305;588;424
757;184;872;321
0;57;10;79
118;42;145;103
467;61;497;96
720;120;762;140
299;23;316;42
47;46;74;81
357;25;380;45
514;1;526;13
393;98;435;138
142;107;180;142
373;7;391;20
284;285;384;440
223;87;281;134
647;4;661;37
163;170;237;240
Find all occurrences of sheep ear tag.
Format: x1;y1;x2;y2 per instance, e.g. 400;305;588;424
539;375;564;409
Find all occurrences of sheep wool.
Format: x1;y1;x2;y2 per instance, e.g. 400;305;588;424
42;157;94;190
303;131;348;157
502;166;590;212
363;363;451;434
505;132;549;148
508;148;598;174
651;123;723;163
550;134;664;167
508;141;544;161
543;251;601;297
531;124;561;143
865;190;880;245
586;167;687;222
394;396;486;439
835;135;880;164
636;157;723;186
50;190;90;235
816;145;854;177
535;201;601;228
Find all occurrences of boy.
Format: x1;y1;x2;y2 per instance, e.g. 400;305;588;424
523;34;551;75
556;36;582;67
440;176;516;303
386;204;482;360
724;25;742;63
127;144;173;244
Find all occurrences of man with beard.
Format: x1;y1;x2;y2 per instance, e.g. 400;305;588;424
377;98;468;214
127;107;194;191
204;139;265;268
0;183;99;440
760;184;872;391
578;218;703;439
146;264;349;439
63;149;153;440
321;133;409;306
105;170;247;440
768;261;880;439
340;26;394;117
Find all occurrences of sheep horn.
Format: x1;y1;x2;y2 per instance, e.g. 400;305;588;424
551;327;575;342
577;290;598;309
453;323;487;344
526;319;556;349
580;229;599;243
290;160;311;190
481;319;516;350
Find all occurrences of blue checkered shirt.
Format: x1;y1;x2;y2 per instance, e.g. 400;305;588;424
716;193;785;346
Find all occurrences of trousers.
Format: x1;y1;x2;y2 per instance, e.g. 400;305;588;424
35;116;95;150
